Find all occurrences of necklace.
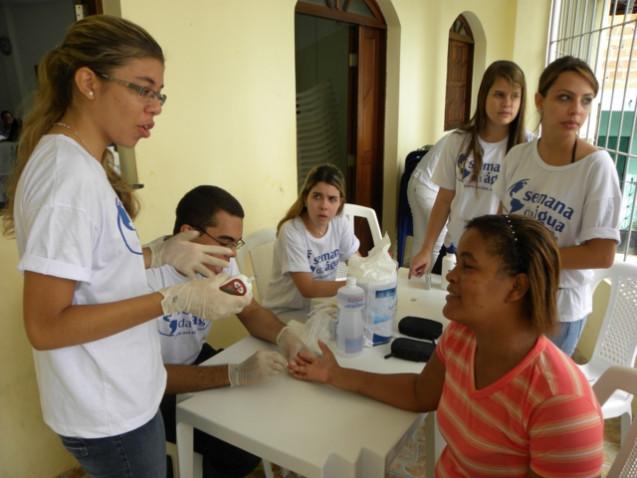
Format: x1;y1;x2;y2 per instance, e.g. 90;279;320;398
54;121;91;154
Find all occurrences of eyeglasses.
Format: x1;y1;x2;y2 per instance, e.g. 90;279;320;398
198;228;245;250
97;73;167;106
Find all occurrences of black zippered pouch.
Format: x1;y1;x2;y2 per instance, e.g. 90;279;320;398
387;337;435;362
398;316;442;342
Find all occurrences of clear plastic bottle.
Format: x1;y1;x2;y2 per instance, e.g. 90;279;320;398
440;244;457;290
336;277;365;356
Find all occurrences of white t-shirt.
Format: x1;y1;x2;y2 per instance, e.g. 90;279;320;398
432;131;511;248
493;139;621;321
263;215;359;313
410;133;452;193
146;260;239;365
14;135;166;438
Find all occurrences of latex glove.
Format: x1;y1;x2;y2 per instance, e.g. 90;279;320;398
276;326;308;361
159;273;251;321
227;350;288;387
146;230;232;278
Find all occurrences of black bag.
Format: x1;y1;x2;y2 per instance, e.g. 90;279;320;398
398;316;442;342
388;338;435;362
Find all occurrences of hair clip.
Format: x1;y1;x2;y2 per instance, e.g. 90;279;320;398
504;215;518;242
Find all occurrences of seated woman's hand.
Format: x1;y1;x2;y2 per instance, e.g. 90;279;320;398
288;340;338;384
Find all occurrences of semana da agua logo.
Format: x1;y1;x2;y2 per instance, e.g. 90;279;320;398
506;178;575;233
116;198;142;255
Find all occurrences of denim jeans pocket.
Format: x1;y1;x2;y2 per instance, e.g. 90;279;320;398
60;435;89;458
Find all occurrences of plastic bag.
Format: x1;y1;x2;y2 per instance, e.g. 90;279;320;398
347;234;397;346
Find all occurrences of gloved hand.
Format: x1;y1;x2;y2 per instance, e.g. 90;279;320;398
227;350;288;387
159;273;252;321
276;326;308;361
146;230;232;278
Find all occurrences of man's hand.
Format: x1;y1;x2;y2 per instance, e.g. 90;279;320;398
227;350;288;386
146;230;232;278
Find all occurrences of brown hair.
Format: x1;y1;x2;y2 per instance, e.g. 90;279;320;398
465;214;560;335
459;60;527;182
277;163;346;233
538;55;599;98
2;15;164;236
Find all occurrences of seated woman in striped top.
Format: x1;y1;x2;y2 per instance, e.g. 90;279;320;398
290;214;603;478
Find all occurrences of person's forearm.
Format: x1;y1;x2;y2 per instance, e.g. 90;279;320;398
329;367;425;411
299;279;344;298
239;301;285;343
560;239;616;270
165;364;230;394
24;271;164;350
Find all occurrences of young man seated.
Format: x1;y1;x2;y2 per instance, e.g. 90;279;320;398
146;185;305;478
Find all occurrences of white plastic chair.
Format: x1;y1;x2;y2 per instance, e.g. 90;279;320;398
236;228;277;302
578;262;637;442
342;202;383;247
593;366;637;477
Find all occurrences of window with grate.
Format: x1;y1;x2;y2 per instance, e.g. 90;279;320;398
548;0;637;260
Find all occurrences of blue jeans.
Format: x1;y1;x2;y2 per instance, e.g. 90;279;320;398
60;411;166;478
550;317;587;356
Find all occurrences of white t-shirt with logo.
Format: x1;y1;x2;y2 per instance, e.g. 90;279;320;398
263;215;359;313
493;139;621;321
146;260;239;365
432;131;510;248
14;135;166;438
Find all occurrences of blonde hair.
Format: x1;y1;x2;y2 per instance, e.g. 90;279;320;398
277;164;346;233
2;15;163;236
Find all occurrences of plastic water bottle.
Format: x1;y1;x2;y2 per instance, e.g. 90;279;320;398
336;277;365;356
440;244;457;290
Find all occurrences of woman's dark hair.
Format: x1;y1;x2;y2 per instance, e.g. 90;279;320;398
538;55;599;98
3;15;164;236
459;60;527;182
465;214;560;334
277;163;346;233
173;185;244;235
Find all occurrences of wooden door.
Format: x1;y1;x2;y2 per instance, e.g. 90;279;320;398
444;16;474;130
354;25;385;253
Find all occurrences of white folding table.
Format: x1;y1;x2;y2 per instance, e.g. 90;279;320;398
176;269;448;477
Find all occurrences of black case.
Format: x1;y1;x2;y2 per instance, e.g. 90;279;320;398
390;338;435;362
398;316;443;341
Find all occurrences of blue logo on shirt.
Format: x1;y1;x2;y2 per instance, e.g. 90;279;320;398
159;314;209;336
308;248;340;276
116;198;142;255
506;179;575;233
457;154;500;188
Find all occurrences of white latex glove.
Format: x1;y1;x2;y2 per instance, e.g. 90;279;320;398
227;350;288;387
159;273;252;321
146;230;232;278
276;326;308;361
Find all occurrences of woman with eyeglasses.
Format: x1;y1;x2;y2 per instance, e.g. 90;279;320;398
2;15;251;477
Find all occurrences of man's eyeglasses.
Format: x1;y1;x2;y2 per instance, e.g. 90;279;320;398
198;228;245;250
97;73;167;106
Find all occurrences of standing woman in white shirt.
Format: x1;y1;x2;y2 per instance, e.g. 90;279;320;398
410;60;529;277
264;164;360;313
494;56;621;355
2;15;249;477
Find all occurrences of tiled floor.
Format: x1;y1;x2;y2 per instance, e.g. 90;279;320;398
61;417;621;478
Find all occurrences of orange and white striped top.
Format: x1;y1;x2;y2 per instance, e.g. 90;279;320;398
435;322;604;478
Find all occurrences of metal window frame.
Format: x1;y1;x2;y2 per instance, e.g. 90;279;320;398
548;0;637;260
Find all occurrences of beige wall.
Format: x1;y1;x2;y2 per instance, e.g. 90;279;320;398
0;1;551;475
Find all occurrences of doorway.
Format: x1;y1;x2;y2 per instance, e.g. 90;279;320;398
294;0;386;253
444;15;474;131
